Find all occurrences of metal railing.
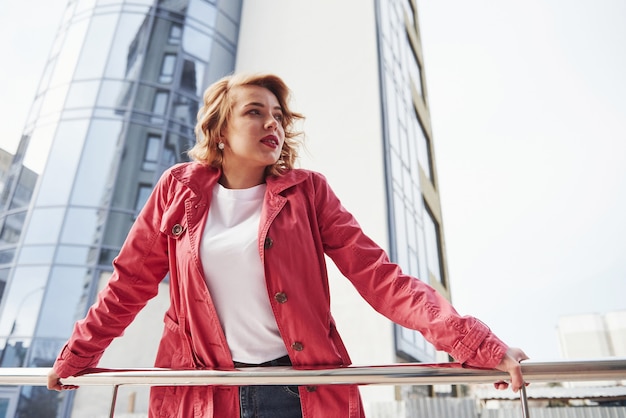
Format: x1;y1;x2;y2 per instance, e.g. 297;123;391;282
1;358;625;418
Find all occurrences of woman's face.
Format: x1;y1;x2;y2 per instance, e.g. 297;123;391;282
220;85;285;177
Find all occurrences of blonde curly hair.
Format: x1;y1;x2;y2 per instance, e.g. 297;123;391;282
188;73;304;176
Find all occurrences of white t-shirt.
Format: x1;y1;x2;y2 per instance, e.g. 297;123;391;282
200;182;287;364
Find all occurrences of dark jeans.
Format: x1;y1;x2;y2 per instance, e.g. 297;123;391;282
236;355;303;418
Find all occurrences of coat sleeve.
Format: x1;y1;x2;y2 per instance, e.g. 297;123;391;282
53;170;173;378
311;173;507;369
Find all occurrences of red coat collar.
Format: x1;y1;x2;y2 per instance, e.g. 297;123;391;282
168;162;310;196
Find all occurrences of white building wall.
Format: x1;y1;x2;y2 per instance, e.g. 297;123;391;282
557;311;626;388
558;313;612;359
236;0;398;410
605;310;626;357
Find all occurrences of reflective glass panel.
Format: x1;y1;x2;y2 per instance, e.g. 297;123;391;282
98;247;119;266
214;11;238;43
168;23;182;44
406;38;423;97
70;119;123;206
65;80;100;109
221;0;242;21
143;135;161;171
34;120;90;206
424;206;442;284
180;58;205;95
55;245;97;265
0;337;32;367
393;191;408;268
182;25;213;61
48;19;89;88
75;0;97;15
151;91;169;123
0;250;15;265
417;229;428;284
26;338;64;368
37;59;56;96
17;246;55;265
0;212;27;246
60;208;101;245
105;13;148;79
414;117;432;180
38;84;69;119
134;184;152;213
187;0;217;28
159;54;177;83
73;13;118;80
171;93;198;126
403;0;415;27
164;131;193;166
0;266;49;337
22;208;65;245
22;122;57;175
205;42;235;82
102;210;135;248
36;266;90;338
8;168;39;210
97;79;133;109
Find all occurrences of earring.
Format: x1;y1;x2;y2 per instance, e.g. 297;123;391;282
217;142;225;150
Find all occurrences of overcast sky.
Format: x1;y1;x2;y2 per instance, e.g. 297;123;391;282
416;0;626;360
1;0;625;362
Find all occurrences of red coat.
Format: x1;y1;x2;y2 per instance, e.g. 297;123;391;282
53;162;507;417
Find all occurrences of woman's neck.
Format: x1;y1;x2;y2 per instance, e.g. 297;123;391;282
219;166;266;189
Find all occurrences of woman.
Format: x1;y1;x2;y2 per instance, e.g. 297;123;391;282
48;73;528;417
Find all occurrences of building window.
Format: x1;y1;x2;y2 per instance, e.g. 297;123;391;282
168;23;182;45
159;54;177;84
134;184;152;214
403;0;415;28
424;204;444;286
395;324;436;362
412;111;433;181
142;135;161;171
151;91;169;123
406;36;423;98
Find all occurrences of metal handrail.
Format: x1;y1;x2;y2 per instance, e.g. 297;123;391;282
0;358;624;387
1;359;624;418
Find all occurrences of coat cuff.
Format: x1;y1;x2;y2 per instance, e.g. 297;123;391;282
451;319;507;369
53;345;100;378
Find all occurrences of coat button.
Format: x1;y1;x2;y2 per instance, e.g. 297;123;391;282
172;224;184;236
274;292;287;304
306;386;317;392
264;237;273;249
291;342;304;351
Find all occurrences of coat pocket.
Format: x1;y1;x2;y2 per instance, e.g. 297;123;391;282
155;313;195;369
329;317;352;365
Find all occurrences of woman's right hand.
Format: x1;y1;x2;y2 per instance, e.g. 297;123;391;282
47;369;78;391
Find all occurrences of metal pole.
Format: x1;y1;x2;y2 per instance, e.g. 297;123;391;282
0;359;624;387
519;384;530;418
109;385;119;418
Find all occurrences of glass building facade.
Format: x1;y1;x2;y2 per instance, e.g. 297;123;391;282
0;0;242;415
377;0;448;363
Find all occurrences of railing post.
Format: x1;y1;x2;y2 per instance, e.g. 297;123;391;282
109;384;120;418
520;384;530;418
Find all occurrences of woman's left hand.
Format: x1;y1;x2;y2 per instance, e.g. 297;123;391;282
493;347;529;392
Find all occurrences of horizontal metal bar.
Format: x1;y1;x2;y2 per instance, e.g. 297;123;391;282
0;359;624;387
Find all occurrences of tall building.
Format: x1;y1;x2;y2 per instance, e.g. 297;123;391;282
558;311;626;359
557;311;626;389
0;0;451;416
